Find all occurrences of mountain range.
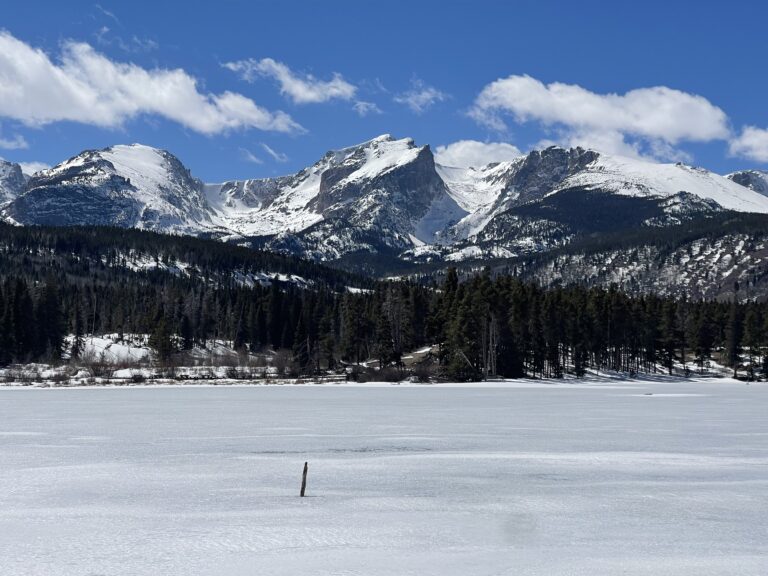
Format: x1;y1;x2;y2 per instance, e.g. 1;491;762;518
4;135;768;299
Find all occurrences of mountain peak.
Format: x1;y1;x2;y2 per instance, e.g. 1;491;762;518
9;134;768;269
337;133;417;154
7;141;211;234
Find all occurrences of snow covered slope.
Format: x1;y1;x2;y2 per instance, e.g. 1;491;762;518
6;137;768;271
436;160;522;240
214;135;465;258
555;154;768;214
5;144;215;234
436;147;603;241
436;148;768;245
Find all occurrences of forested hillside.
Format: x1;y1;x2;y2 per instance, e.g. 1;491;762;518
0;223;764;380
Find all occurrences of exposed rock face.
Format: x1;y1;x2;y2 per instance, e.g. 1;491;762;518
0;160;25;205
6;136;768;284
213;135;466;259
727;170;768;196
496;146;600;206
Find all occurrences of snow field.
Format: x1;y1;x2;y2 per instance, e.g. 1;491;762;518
0;379;766;575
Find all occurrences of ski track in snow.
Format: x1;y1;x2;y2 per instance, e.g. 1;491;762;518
0;379;766;575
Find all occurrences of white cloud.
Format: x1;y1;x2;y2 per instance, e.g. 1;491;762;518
0;133;28;150
647;140;693;164
92;5;158;54
224;58;357;104
0;31;303;135
95;26;159;54
554;128;645;159
394;79;447;114
434;140;522;168
240;148;263;164
353;100;382;117
129;36;158;52
94;25;111;44
260;143;288;163
533;128;695;163
470;75;730;155
18;160;50;175
729;126;768;163
94;4;120;25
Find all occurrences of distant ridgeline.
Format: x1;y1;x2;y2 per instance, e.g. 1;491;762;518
0;224;762;380
7;139;768;300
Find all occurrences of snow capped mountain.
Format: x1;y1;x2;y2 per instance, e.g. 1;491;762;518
437;147;599;241
5;135;768;278
727;169;768;196
556;154;768;213
0;159;25;206
415;146;768;263
4;144;214;234
212;135;465;258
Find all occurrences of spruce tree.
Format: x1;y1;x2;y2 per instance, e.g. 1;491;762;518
742;306;761;380
724;300;742;378
149;319;175;365
180;314;194;351
71;301;85;360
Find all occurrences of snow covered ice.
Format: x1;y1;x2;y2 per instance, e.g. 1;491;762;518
0;378;766;575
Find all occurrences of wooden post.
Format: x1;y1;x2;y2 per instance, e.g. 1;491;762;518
300;461;308;497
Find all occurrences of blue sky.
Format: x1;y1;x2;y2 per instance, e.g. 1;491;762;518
2;0;768;181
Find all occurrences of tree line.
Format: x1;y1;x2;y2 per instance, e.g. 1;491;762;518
1;264;764;380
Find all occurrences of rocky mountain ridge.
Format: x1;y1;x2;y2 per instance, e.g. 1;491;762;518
5;135;768;297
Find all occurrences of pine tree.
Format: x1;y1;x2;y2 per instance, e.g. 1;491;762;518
340;295;365;364
318;308;336;370
292;313;311;374
38;277;65;361
71;301;85;360
660;300;677;375
180;314;194;351
149;319;175;364
374;313;395;369
12;280;35;363
724;300;742;378
693;305;714;374
742;306;761;380
0;286;9;366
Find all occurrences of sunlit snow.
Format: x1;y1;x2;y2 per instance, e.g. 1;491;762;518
0;378;765;575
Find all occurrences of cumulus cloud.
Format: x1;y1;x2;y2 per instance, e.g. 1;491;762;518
0;133;28;150
556;129;645;159
394;78;447;114
539;128;691;163
434;140;522;168
0;31;303;135
224;57;357;105
469;75;732;160
729;126;768;163
647;140;693;164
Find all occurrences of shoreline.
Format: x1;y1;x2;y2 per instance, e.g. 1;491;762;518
0;374;750;390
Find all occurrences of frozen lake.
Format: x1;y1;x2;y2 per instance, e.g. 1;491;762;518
0;379;766;575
